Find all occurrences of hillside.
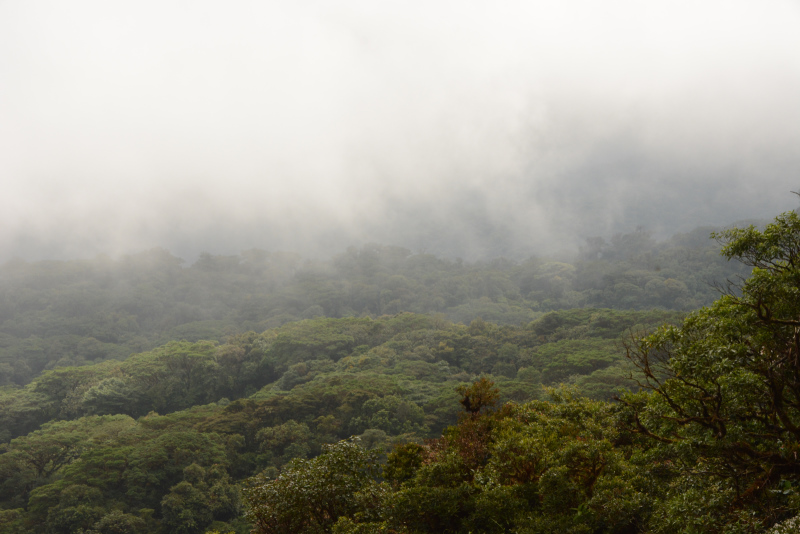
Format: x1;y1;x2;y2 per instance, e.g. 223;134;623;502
0;224;768;534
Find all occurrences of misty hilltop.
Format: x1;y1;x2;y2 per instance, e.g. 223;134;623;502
3;2;800;532
0;222;751;388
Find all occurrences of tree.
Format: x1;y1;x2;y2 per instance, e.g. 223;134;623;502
377;387;650;534
88;510;147;534
242;438;382;534
455;377;499;416
621;209;800;532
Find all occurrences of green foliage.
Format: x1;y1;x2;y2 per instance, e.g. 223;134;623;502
0;231;745;389
316;386;653;534
242;438;381;534
456;377;499;415
0;221;765;533
619;209;800;532
235;209;800;533
87;510;147;534
384;442;425;484
349;396;426;436
0;307;674;533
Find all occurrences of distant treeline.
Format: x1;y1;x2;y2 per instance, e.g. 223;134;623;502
0;226;748;386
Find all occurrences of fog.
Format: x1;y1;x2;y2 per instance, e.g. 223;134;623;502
1;0;799;262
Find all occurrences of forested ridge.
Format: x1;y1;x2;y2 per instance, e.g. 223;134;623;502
0;225;747;387
6;218;800;533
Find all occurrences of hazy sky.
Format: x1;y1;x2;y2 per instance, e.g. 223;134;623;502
2;0;799;261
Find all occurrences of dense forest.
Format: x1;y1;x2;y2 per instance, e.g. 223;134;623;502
0;225;748;387
5;216;800;533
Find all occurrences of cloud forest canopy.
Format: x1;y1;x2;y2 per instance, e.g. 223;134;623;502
238;210;800;534
0;224;750;388
2;211;800;533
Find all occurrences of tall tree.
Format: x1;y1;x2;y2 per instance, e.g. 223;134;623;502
621;209;800;531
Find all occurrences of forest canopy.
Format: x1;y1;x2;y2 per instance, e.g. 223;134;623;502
239;210;800;534
0;225;749;388
3;216;798;533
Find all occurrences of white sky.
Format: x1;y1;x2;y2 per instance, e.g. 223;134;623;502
1;0;799;260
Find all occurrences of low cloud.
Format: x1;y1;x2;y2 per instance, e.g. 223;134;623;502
1;0;799;261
